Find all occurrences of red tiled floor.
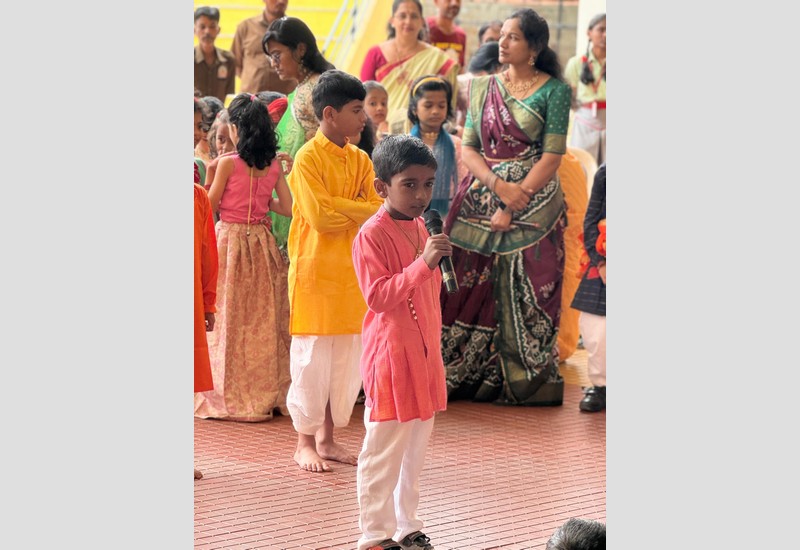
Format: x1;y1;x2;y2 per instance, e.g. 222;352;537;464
195;351;605;549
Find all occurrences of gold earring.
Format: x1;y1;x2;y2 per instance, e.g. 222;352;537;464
529;55;536;66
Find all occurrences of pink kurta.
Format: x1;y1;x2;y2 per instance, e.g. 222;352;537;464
352;207;447;423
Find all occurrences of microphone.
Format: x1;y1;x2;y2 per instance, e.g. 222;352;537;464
422;209;459;294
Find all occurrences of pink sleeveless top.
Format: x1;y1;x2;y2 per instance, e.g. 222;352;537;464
218;155;280;223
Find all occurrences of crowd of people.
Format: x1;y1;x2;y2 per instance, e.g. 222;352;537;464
194;2;607;548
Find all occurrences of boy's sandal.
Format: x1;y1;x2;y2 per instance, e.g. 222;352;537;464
367;539;402;550
399;531;434;550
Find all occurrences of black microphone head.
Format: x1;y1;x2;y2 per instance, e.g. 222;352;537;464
422;209;443;234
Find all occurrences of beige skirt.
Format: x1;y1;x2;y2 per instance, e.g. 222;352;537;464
194;220;291;422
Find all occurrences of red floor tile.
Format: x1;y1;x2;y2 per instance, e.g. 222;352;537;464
195;379;605;549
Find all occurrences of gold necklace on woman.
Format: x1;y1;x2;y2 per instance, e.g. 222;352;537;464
297;68;313;87
503;69;540;94
387;208;422;259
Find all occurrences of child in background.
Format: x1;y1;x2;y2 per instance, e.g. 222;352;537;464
195;96;226;164
571;164;606;412
194;97;212;151
285;70;383;472
194;97;212;186
203;110;235;223
205;109;235;164
352;134;451;550
194;183;218;480
194;93;294;423
406;75;467;216
203;95;225;118
363;80;389;141
564;13;606;165
349;117;377;159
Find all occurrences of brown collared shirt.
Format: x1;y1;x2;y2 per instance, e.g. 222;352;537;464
194;45;236;102
231;14;297;95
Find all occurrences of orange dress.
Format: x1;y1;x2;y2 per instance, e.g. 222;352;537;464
556;151;589;362
194;184;218;392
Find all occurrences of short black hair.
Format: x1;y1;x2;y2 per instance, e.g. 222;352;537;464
194;97;212;130
255;91;286;106
352;117;377;159
363;80;388;96
545;518;606;550
477;19;502;42
372;134;437;183
201;96;225;119
311;70;366;120
194;6;220;22
468;41;501;74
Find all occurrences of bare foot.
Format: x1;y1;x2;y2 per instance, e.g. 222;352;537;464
317;441;358;465
194;468;203;480
294;446;332;473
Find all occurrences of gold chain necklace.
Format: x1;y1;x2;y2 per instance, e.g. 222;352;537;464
503;69;540;94
297;69;313;87
421;130;439;140
386;208;422;259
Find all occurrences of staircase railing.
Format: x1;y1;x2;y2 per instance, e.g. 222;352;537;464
320;0;374;73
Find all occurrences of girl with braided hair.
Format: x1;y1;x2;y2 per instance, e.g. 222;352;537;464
564;13;606;164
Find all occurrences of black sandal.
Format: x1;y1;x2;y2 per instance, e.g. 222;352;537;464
367;539;402;550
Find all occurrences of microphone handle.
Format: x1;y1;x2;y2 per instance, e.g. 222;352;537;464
439;256;459;294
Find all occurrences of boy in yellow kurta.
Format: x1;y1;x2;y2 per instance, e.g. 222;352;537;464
286;70;384;473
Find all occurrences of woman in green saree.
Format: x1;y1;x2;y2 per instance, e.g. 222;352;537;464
262;17;335;255
440;9;572;406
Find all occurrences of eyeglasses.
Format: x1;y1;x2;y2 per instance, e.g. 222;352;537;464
267;50;284;65
194;6;220;21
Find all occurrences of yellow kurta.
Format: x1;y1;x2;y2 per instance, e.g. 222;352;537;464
287;130;383;335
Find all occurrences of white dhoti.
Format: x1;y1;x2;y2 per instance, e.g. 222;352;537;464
286;334;363;434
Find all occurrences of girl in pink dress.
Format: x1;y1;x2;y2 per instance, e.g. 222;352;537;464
194;93;293;422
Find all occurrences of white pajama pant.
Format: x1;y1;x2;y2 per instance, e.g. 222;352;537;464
357;407;435;550
286;334;363;434
579;312;606;387
571;106;606;165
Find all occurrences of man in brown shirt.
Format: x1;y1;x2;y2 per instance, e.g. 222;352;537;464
231;0;296;95
194;6;236;102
